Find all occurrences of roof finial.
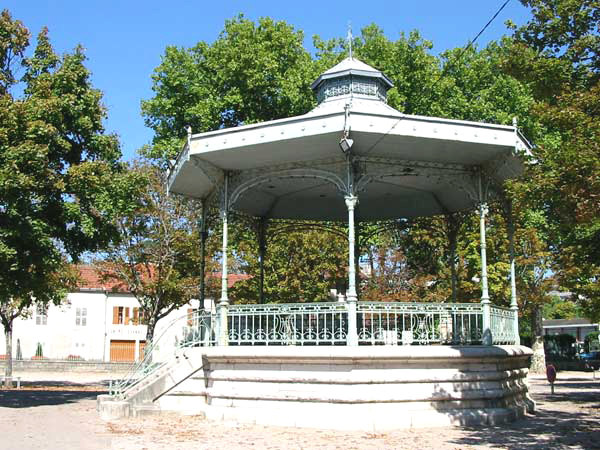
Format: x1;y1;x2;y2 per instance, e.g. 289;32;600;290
347;21;353;59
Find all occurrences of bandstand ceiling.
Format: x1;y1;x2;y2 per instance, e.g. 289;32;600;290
168;58;531;221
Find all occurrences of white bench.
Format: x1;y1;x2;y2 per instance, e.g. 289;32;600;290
0;376;22;388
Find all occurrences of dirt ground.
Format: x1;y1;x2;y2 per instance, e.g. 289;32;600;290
0;370;598;450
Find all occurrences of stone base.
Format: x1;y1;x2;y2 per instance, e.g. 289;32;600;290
152;345;534;430
98;400;130;421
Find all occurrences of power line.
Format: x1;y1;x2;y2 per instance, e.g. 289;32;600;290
363;0;512;156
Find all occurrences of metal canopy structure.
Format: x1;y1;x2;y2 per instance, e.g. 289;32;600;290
167;56;530;347
168;57;530;221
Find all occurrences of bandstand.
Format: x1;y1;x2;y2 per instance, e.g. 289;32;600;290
99;56;535;429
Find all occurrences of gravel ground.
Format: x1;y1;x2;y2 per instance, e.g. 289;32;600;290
0;370;598;450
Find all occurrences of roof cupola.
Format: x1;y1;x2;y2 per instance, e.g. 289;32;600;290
310;57;394;104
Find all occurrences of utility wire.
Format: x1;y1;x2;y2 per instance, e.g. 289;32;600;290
363;0;512;156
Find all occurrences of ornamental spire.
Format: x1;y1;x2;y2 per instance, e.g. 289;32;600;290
347;21;353;59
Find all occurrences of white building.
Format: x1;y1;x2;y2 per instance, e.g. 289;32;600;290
0;266;245;362
543;318;599;343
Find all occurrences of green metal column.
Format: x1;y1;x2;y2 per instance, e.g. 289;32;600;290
345;194;359;346
198;203;208;310
218;175;229;346
479;202;492;345
257;217;267;305
506;200;520;345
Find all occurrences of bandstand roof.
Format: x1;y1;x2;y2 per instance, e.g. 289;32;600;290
168;57;531;221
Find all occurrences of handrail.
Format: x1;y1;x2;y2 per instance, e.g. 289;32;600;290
357;301;484;345
111;310;216;398
228;301;347;346
110;301;518;399
490;304;517;345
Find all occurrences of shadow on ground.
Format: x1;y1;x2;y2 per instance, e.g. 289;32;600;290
0;389;105;408
448;379;600;450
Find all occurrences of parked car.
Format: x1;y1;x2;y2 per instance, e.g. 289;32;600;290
578;351;600;370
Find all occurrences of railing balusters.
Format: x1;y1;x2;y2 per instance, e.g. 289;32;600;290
356;302;488;345
113;301;518;399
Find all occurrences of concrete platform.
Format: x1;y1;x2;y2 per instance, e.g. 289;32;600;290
99;345;534;429
103;345;535;430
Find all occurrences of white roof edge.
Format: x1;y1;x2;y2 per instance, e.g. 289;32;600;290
517;129;533;150
187;111;344;141
322;57;381;74
167;141;190;191
187;110;525;143
311;69;394;90
351;110;515;131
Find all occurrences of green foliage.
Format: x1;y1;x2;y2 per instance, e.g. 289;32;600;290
35;342;43;358
141;15;315;167
230;224;347;304
0;10;129;323
504;0;600;320
544;333;577;360
543;294;581;319
142;11;596;320
0;10;29;93
96;163;219;341
584;331;599;352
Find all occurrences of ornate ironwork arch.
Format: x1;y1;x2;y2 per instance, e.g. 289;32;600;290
229;168;348;209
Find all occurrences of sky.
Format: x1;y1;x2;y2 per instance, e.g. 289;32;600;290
4;1;532;161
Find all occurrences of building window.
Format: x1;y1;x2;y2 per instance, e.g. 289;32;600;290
187;308;197;326
76;307;87;326
113;306;136;325
35;304;48;325
132;307;144;325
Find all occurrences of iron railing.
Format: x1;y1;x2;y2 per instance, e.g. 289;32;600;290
110;301;518;399
111;310;216;398
490;305;517;345
227;302;348;346
357;302;484;345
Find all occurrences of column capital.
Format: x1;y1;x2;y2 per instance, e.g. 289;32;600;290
479;202;489;216
345;195;359;210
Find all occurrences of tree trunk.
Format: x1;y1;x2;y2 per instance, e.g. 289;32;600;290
447;213;460;303
449;231;458;303
199;229;207;310
355;221;360;301
145;315;157;344
144;315;157;365
530;305;546;373
4;322;13;388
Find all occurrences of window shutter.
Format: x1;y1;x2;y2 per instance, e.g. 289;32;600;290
133;307;139;325
112;307;119;325
124;307;130;325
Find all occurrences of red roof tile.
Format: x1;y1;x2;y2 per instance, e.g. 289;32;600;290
74;265;249;292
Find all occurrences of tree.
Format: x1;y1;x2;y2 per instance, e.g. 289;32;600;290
543;294;581;320
141;15;315;167
504;0;600;320
141;18;537;307
230;222;347;304
96;164;214;342
360;227;437;303
0;10;128;386
513;212;555;371
0;269;76;382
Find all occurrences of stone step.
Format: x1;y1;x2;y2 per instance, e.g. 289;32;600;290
165;390;206;397
98;399;131;420
132;403;161;418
